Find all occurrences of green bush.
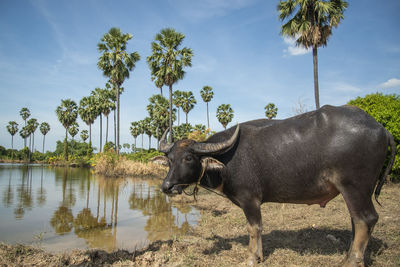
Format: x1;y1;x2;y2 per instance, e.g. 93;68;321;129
348;93;400;181
125;149;164;162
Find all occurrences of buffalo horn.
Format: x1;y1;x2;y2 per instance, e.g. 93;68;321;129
192;124;239;155
159;127;174;153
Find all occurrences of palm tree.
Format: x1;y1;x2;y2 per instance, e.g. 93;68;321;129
147;28;193;142
39;122;50;153
173;90;184;126
6;121;18;159
138;120;145;151
216;104;234;129
98;27;140;155
181;91;196;124
27;118;39;153
278;0;348;109
130;122;140;153
56;99;78;161
19;107;30;147
264;103;278;120
68;122;79;140
80;130;89;143
143;117;153;150
79;96;97;145
200;86;214;129
91;88;105;152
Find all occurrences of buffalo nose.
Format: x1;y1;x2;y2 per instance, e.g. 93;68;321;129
161;180;173;193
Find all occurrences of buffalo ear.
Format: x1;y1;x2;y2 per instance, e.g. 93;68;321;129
201;157;225;171
151;155;169;166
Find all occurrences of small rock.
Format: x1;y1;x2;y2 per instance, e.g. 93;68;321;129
326;234;340;244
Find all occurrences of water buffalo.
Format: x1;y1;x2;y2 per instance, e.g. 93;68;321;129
157;105;396;266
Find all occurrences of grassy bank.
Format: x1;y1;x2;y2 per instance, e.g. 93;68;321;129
1;184;399;266
92;151;167;177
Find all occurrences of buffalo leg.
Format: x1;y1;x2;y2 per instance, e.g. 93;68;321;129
342;192;378;267
243;202;263;265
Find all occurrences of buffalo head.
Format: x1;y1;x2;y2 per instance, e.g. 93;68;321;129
158;125;239;195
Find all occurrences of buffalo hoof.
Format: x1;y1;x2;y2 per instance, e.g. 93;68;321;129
247;255;259;266
341;256;364;267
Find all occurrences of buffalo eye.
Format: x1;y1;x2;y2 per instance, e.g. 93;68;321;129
185;155;193;162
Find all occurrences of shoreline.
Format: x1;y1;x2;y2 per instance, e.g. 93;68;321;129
0;184;399;266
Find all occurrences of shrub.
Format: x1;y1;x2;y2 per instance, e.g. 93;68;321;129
348;93;400;181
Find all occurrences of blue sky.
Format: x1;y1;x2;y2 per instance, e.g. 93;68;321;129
0;0;399;152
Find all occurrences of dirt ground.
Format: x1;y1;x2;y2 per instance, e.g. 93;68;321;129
1;184;399;266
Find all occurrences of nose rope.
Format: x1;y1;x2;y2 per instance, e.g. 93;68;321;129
174;158;226;201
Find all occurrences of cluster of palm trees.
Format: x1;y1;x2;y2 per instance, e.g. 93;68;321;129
5;107;51;160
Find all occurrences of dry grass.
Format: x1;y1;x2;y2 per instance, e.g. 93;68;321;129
93;155;167;177
1;184;399;266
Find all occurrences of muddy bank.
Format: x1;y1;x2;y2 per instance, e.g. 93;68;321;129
1;184;399;266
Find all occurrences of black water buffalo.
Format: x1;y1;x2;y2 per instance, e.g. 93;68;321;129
157;105;396;266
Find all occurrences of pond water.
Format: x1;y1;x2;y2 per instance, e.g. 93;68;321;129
0;164;199;252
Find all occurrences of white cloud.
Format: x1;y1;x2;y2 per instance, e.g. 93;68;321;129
333;83;363;93
380;78;400;89
283;37;311;56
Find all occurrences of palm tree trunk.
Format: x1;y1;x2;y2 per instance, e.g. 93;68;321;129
105;115;109;144
206;102;210;129
186;112;188;124
32;133;35;153
141;134;144;152
313;47;320;109
42;134;45;154
24;120;27;148
11;135;14;160
64;128;68;161
116;86;120;155
169;85;173;143
114;108;116;150
89;124;92;144
148;135;151;150
134;137;137;153
99;114;103;153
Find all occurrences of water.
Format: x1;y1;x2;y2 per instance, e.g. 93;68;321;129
0;164;199;252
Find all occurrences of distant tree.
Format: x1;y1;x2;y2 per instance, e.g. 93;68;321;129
130;121;140;153
19;107;30;147
80;130;89;143
27;118;39;153
181;91;197;124
348;93;400;180
39;122;50;153
200;86;214;128
173;123;193;141
264;103;278;120
143;117;153;150
56;99;78;161
6;121;18;159
79;96;97;144
68;122;79;140
98;27;140;154
216;104;234;129
278;0;348;109
147;28;193;142
123;143;130;153
173;90;184;126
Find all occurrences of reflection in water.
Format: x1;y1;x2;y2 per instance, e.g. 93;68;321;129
0;164;199;252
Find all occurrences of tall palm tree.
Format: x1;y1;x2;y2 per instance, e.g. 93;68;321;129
138;120;145;151
264;103;278;120
91;88;107;152
200;86;214;128
19;107;30;147
39;122;50;153
98;27;140;155
173;90;184;126
6;121;18;159
27;118;39;153
68;122;79;140
278;0;348;109
181;91;196;124
79;96;97;145
56;99;78;161
147;28;193;142
80;130;89;143
216;104;234;129
130;121;140;153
